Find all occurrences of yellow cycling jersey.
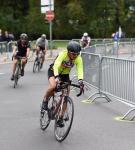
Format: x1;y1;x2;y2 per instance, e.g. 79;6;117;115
53;50;83;80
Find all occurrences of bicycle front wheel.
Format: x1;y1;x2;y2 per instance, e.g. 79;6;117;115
38;62;41;72
54;96;74;142
33;60;38;73
14;65;20;88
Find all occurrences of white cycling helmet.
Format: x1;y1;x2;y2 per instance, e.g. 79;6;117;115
41;34;46;39
83;32;88;36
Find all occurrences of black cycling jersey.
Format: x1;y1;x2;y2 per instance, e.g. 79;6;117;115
16;39;30;57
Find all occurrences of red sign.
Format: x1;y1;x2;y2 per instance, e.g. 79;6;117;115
45;11;55;22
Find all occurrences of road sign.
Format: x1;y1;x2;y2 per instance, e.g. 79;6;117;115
45;11;55;22
41;0;54;13
41;0;54;6
41;5;54;13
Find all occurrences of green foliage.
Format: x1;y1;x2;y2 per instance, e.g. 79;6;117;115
0;0;135;39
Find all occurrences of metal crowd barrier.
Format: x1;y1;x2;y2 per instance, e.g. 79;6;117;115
0;41;36;60
84;41;135;57
81;52;135;120
81;52;111;102
0;42;7;54
7;41;16;59
101;56;135;120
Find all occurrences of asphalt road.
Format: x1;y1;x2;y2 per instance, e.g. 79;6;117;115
0;61;135;150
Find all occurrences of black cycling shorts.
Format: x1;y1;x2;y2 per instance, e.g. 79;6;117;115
16;52;26;57
14;53;27;63
48;65;70;82
39;46;45;51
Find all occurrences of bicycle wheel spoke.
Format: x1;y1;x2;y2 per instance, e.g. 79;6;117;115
40;109;50;131
55;127;66;140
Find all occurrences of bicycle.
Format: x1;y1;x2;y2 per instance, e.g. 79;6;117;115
33;51;44;73
40;81;84;142
13;56;26;88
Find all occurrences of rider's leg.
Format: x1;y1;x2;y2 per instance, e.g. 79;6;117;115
42;76;56;110
36;46;40;58
40;50;46;68
12;59;18;75
21;58;27;76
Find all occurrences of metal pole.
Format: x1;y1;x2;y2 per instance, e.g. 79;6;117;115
49;0;53;57
49;21;52;57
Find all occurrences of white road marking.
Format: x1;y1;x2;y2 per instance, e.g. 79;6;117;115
0;73;5;75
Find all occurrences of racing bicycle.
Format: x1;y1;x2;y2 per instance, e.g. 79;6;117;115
40;81;84;142
13;56;26;88
33;51;44;73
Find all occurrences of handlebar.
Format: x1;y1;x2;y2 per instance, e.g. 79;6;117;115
56;81;84;97
71;83;84;97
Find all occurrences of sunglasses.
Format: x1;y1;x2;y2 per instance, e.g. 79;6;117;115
69;52;79;56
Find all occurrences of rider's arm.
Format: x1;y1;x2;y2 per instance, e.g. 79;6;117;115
26;42;31;58
26;48;30;58
53;51;67;77
87;37;91;46
35;39;40;50
75;56;84;80
45;40;48;53
12;45;17;55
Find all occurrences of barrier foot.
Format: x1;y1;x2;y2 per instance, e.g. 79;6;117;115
87;92;111;103
121;108;135;120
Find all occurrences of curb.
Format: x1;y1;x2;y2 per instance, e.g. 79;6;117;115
0;49;61;64
0;57;56;65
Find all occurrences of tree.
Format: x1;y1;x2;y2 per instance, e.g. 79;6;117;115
125;0;135;36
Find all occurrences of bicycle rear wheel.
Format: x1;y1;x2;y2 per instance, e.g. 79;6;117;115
54;96;74;142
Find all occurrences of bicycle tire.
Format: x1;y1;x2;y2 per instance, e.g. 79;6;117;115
40;105;50;131
14;65;20;88
38;62;41;72
33;60;38;73
54;96;74;142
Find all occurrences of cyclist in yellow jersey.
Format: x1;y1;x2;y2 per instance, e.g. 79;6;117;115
42;41;84;127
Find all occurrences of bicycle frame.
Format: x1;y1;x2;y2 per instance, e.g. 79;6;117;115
50;87;68;120
48;81;83;118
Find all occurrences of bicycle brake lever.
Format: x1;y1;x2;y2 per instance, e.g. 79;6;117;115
76;86;84;97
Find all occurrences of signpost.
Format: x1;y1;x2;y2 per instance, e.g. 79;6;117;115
41;0;54;57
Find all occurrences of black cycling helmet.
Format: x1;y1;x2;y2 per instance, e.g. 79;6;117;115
20;33;28;40
67;41;81;54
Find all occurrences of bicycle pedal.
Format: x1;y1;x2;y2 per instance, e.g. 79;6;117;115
64;117;69;121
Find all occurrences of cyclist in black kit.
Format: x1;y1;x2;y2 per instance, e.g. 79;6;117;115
11;33;30;80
